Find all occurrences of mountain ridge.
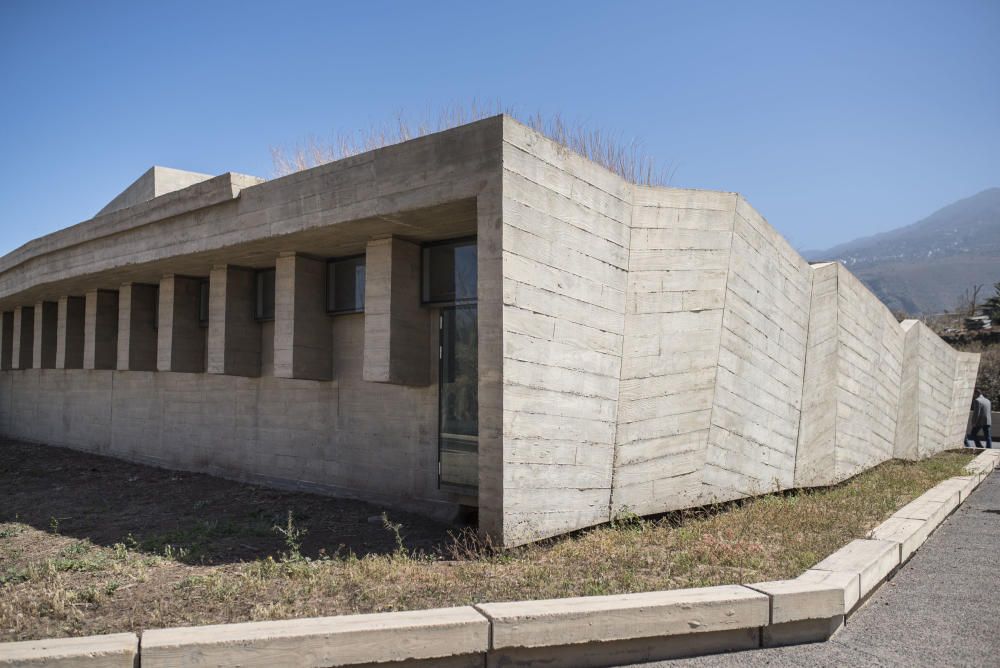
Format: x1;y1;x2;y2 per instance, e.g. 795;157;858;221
803;187;1000;315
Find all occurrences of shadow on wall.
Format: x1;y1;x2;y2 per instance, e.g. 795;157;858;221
0;439;457;566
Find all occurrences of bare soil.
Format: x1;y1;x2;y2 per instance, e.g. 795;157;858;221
0;439;973;642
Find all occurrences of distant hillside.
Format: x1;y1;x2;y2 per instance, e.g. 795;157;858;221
804;188;1000;315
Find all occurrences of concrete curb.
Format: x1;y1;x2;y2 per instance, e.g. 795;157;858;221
140;606;489;668
2;451;996;667
476;585;769;666
0;633;138;667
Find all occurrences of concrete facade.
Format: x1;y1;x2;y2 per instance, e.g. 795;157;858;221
796;263;906;486
893;319;978;461
0;116;979;547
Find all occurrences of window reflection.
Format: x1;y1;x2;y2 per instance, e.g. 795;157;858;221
422;238;477;305
327;256;366;313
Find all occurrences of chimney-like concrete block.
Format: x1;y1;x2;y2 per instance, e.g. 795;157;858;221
362;237;429;385
84;289;119;370
117;283;159;371
32;301;58;369
157;275;206;373
56;296;86;369
274;253;332;381
12;306;34;369
207;265;260;377
0;311;14;370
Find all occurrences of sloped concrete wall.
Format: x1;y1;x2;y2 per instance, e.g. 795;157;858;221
495;120;978;546
795;262;839;485
892;320;978;461
948;352;980;444
917;321;958;457
893;320;921;460
797;264;905;486
946;352;979;447
610;187;734;517
700;197;813;503
498;122;631;544
835;267;905;480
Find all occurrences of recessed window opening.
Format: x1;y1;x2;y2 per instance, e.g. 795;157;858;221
327;255;366;314
255;268;275;321
422;237;477;306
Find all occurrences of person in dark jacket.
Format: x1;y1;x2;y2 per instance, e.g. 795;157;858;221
965;388;993;449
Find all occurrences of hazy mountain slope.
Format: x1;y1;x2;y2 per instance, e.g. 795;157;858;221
805;188;1000;314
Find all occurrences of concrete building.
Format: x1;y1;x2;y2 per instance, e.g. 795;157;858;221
0;116;979;547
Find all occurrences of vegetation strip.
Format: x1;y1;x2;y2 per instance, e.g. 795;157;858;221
2;450;995;666
0;443;976;643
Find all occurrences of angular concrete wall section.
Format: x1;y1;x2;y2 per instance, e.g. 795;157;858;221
0;116;980;548
797;263;906;486
892;319;978;461
494;123;977;545
613;187;732;519
499;121;630;543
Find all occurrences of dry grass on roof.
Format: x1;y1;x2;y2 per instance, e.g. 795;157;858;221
269;101;673;186
0;439;973;642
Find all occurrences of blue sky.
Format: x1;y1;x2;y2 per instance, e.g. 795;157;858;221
1;0;997;254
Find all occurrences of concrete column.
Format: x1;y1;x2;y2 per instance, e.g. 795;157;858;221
274;252;332;380
362;236;429;385
207;265;260;377
157;275;206;373
0;312;14;370
84;289;119;370
32;301;58;369
12;306;34;369
56;296;86;369
117;283;158;371
475;184;503;541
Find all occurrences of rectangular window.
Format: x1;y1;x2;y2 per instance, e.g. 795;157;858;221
255;268;275;321
198;279;209;326
422;238;477;305
327;255;366;313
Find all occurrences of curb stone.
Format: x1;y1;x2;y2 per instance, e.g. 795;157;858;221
0;633;137;667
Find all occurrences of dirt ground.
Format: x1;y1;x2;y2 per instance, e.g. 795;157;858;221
0;440;454;564
0;439;973;642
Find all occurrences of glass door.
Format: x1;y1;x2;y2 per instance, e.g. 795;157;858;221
438;305;478;491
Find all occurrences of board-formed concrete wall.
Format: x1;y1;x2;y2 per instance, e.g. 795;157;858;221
0;117;506;526
796;263;906;487
893;320;980;461
494;120;977;546
0;314;450;514
498;122;631;544
611;187;733;518
701;196;813;504
0;116;980;548
949;352;980;444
